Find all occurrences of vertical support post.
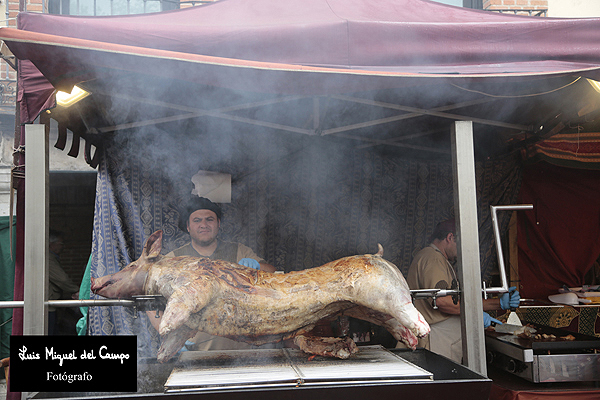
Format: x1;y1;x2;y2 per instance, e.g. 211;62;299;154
313;96;320;133
508;212;519;288
451;121;487;375
23;124;49;335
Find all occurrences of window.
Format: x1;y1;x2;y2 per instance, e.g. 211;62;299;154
48;0;179;16
431;0;483;8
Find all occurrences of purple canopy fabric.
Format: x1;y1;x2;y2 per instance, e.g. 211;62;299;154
2;0;600;122
13;0;600;70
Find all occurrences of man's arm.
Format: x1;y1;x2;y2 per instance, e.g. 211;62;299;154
436;296;501;315
483;297;502;311
435;296;461;315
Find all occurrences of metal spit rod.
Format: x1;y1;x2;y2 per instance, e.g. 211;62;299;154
3;206;532;309
410;289;460;299
0;299;135;309
410;288;460;309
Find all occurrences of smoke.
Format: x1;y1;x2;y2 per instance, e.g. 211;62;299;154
96;67;526;275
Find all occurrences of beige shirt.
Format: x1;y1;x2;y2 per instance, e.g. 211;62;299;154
407;245;457;324
406;245;460;354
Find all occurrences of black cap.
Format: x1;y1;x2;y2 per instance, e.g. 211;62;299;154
178;197;222;231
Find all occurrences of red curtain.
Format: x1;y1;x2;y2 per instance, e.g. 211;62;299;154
517;162;600;299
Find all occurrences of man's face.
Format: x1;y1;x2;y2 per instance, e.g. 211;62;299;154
49;239;64;255
446;233;458;262
187;209;220;247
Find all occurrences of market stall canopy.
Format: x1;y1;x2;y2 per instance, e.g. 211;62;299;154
8;0;600;77
3;0;600;157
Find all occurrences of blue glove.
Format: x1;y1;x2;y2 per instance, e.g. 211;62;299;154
500;286;521;310
238;258;260;270
483;312;502;328
179;340;195;353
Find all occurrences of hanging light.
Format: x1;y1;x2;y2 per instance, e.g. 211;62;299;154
587;78;600;93
55;85;90;107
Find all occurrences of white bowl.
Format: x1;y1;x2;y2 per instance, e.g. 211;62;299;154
548;292;579;305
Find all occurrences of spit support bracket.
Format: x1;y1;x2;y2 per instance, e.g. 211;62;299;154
409;204;533;305
410;287;460;310
483;204;533;299
131;295;167;318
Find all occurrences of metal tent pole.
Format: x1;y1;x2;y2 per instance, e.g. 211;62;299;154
23;123;48;336
451;121;487;375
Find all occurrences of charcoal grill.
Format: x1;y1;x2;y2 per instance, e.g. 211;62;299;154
485;322;600;383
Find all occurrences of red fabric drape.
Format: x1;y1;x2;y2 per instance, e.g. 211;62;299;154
17;60;55;124
522;132;600;170
7;126;24;400
517;162;600;299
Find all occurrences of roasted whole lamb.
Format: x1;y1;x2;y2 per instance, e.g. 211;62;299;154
91;230;429;362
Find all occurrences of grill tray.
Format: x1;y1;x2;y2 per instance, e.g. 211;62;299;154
486;322;600;383
165;345;432;393
487;322;600;353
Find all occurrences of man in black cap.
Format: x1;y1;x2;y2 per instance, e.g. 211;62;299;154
148;197;275;350
166;197;275;272
404;218;520;363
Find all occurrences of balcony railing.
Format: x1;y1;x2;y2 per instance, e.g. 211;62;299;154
487;8;548;17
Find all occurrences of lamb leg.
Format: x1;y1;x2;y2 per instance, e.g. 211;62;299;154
157;324;197;363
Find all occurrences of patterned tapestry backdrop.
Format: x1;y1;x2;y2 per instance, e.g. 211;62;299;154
88;128;522;356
